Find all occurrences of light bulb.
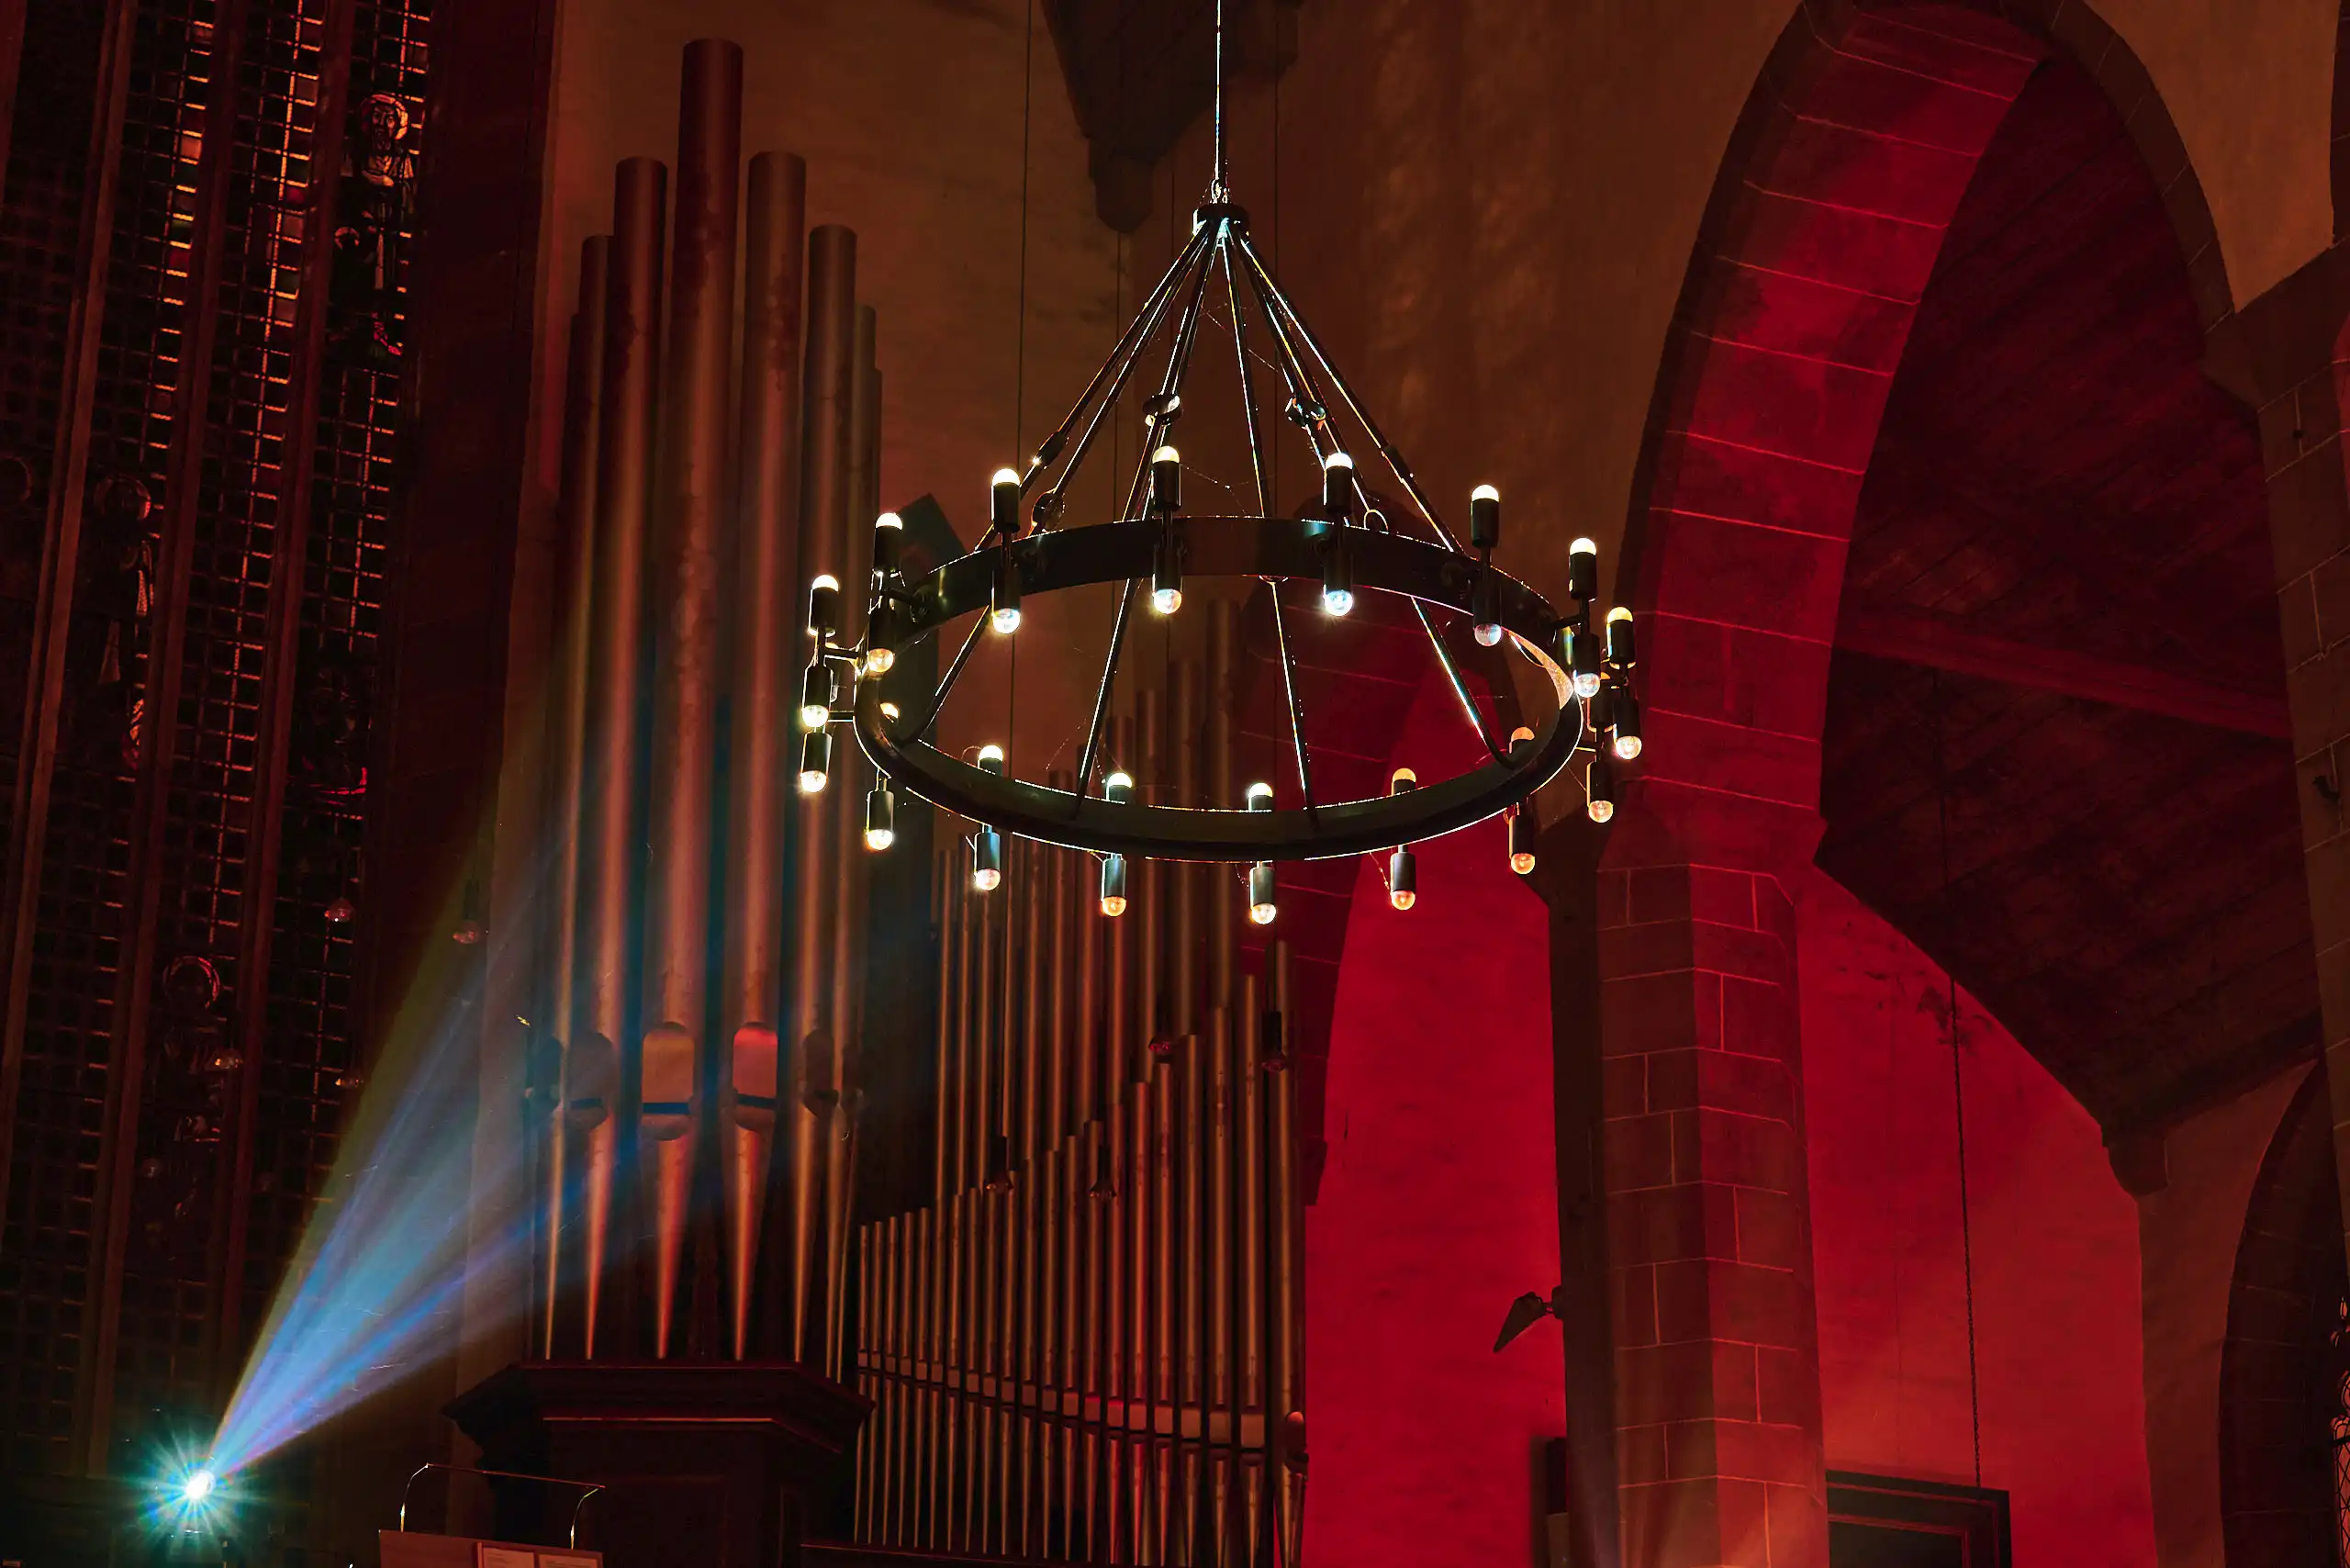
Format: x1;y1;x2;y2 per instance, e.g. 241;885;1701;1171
864;646;896;676
1606;605;1637;666
1511;849;1538;874
972;827;1003;890
798;731;831;793
1587;797;1615;823
1473;622;1504;646
1388;846;1416;910
872;510;903;577
806;573;841;638
1104;769;1134;804
1151;586;1182;616
865;826;895;851
1391;889;1416;911
1573;670;1603;700
1613;733;1643;762
978;744;1006;775
799;702;827;730
990;468;1022;536
1246;780;1274;811
1248;902;1278;925
1470;484;1501;553
991;604;1023;634
1101;894;1129;916
1322;587;1354;617
798;768;828;795
973;866;1002;891
181;1468;218;1506
1509;807;1537;875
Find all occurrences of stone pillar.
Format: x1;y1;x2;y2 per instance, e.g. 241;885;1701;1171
1600;799;1826;1568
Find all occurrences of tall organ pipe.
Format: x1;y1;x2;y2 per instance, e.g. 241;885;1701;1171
790;223;858;1360
574;156;666;1360
542;232;609;1358
825;302;881;1376
722;150;806;1360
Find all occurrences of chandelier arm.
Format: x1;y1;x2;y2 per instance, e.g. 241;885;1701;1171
1220;241;1276;519
1031;220;1217;522
909;613;990;744
1411;598;1507;763
1073;577;1142;801
1266;579;1320;812
1233;234;1340;463
1234;230;1464;553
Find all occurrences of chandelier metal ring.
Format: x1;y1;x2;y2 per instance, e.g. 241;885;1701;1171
851;515;1583;861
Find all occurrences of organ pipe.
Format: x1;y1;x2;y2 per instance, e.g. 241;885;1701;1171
538;43;876;1372
851;652;1305;1565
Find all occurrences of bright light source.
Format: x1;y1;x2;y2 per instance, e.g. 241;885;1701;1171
1322;587;1353;617
1151;587;1182;616
181;1468;218;1506
865;827;895;851
1612;733;1642;762
865;647;896;676
991;605;1023;634
973;867;1002;891
798;769;828;795
1587;797;1615;823
1573;671;1602;700
1473;622;1503;646
1248;902;1278;925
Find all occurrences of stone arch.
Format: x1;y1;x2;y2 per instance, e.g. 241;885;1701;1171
1617;0;2232;839
2219;1068;2345;1564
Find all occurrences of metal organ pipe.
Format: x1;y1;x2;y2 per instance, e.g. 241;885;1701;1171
572;154;666;1361
541;231;608;1361
642;37;741;1361
722;149;806;1361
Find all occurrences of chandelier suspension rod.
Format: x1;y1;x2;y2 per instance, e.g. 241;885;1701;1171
1231;241;1338;465
1235;230;1464;552
1026;220;1217;521
1213;0;1229;197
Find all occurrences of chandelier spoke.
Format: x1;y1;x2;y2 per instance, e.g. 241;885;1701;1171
1234;230;1463;553
1030;219;1216;529
1073;577;1141;801
1411;598;1505;763
1266;579;1319;813
1233;234;1338;463
911;613;990;744
1221;241;1275;520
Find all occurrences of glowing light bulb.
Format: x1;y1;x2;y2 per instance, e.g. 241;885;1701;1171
978;744;1006;773
865;786;895;851
1391;888;1416;911
798;768;828;795
991;604;1023;634
1587;797;1615;823
973;866;1002;891
1322;587;1354;617
865;646;896;676
799;700;829;731
1473;622;1504;646
1248;902;1278;925
181;1468;218;1506
865;826;895;851
1246;780;1274;811
1104;770;1135;804
1151;586;1182;616
1612;733;1643;762
1100;853;1128;917
1573;670;1603;700
991;467;1022;487
1510;850;1538;875
1101;894;1128;916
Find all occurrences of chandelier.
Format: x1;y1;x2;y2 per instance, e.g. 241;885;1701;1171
802;1;1640;921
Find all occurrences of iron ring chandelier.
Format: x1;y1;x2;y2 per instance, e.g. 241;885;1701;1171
794;15;1642;913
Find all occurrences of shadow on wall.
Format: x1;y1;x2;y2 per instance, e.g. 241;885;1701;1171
1799;868;2156;1565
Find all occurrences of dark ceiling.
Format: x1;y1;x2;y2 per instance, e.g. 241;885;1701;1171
1817;57;2314;1148
1040;0;1299;230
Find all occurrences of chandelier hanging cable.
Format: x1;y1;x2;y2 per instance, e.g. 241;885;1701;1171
805;0;1640;898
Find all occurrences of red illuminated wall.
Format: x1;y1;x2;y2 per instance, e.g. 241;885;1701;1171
1302;671;2156;1565
1304;669;1564;1566
1800;869;2156;1563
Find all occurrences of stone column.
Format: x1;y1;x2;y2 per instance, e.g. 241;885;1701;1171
1600;796;1826;1568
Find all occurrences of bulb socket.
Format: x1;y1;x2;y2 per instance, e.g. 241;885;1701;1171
1322;451;1356;523
1568;625;1603;697
1100;854;1128;917
1568;538;1599;603
1151;524;1183;614
798;731;832;794
1388;846;1416;910
1150;445;1182;514
990;468;1022;537
1588;749;1617;823
800;661;834;731
1606;606;1637;666
1509;808;1537;874
972;828;1003;891
1248;861;1278;924
1470;484;1501;552
806;576;840;641
865;786;896;851
1611;692;1643;761
991;546;1022;633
